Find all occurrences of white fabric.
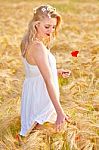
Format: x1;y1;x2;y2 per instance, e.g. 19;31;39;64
19;50;60;136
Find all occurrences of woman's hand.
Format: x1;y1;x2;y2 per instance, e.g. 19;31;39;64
57;68;71;78
55;112;70;132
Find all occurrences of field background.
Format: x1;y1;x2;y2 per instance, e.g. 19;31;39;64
0;0;99;149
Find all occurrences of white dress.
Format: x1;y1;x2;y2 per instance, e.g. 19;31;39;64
19;50;60;136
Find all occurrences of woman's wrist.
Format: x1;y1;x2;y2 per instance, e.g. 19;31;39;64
57;110;64;116
57;68;62;76
55;105;64;115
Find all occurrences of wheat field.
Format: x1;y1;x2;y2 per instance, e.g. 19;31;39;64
0;0;99;149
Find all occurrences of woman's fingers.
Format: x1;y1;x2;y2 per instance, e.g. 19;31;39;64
62;73;69;78
55;113;71;132
55;119;67;132
62;70;71;78
56;123;63;132
56;124;61;132
58;69;71;78
65;114;71;123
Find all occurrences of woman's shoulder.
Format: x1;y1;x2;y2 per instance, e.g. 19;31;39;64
28;40;48;60
29;40;45;52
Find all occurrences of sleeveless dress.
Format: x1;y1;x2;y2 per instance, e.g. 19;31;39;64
19;50;60;136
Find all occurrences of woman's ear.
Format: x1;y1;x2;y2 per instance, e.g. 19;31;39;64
35;21;40;28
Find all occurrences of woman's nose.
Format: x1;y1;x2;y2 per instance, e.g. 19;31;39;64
48;27;54;33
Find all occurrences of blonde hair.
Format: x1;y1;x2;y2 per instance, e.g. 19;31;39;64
21;5;61;57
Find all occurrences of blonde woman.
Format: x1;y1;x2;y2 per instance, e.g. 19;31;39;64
20;5;70;137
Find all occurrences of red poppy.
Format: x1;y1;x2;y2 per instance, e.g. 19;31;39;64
71;50;79;57
15;134;20;141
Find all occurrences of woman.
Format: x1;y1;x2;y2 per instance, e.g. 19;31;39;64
20;5;70;137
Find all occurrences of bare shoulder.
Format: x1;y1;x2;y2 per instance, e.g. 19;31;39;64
27;41;49;68
27;41;53;82
29;41;46;55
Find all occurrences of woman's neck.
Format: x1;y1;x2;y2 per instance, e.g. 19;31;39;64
34;36;50;49
35;34;44;42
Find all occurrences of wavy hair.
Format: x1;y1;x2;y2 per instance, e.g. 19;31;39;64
21;5;61;57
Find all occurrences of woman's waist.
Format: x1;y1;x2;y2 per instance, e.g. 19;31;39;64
25;74;42;79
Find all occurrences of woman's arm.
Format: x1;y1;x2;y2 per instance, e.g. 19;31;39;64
30;42;64;114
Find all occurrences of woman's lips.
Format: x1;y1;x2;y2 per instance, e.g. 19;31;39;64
46;33;50;36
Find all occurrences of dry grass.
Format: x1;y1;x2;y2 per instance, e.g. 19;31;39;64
0;0;99;149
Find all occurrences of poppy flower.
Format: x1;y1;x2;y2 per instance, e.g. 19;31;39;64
15;134;20;141
71;50;79;57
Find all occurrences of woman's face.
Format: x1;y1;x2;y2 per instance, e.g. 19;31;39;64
36;17;57;39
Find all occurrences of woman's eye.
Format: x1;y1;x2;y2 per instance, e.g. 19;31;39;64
45;26;50;29
45;26;56;29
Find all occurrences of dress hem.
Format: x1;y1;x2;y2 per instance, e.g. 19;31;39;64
19;119;55;137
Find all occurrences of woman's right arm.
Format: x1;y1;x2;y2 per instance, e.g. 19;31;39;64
29;41;69;131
